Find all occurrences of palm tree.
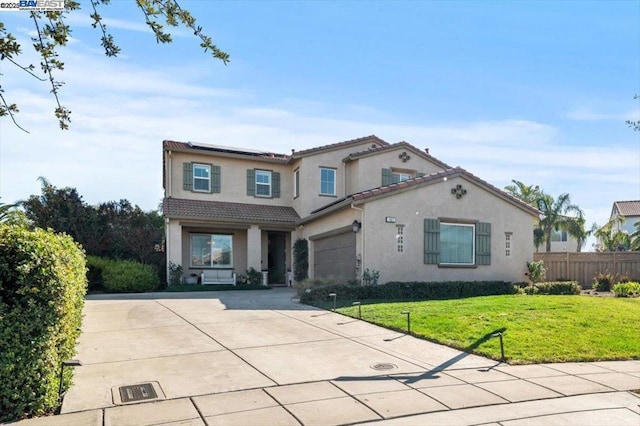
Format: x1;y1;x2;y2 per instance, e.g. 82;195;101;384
504;180;542;206
631;221;640;251
537;193;584;253
595;215;631;251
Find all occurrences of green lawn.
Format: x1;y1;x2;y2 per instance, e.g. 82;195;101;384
332;295;640;364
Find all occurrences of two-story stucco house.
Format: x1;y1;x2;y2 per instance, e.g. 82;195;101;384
163;135;539;285
610;200;640;236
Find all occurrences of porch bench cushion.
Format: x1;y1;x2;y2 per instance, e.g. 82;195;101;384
201;269;236;286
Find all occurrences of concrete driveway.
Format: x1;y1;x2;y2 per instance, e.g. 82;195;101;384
13;288;640;425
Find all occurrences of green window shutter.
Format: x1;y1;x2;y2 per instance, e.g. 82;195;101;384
246;169;255;196
382;168;393;186
476;222;491;265
183;162;193;191
211;165;221;193
417;172;425;178
424;218;440;264
272;172;281;198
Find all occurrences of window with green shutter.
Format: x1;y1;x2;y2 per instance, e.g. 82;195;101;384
246;169;255;196
424;218;440;264
423;219;491;266
382;168;393;186
184;162;220;193
476;222;491;265
183;162;193;191
247;169;280;198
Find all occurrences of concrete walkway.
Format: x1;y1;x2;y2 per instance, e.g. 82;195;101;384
11;288;640;425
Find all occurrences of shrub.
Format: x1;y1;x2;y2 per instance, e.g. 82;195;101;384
293;239;309;282
102;259;158;293
300;280;517;304
612;282;640;297
527;260;546;283
0;225;87;422
294;276;340;297
362;269;380;286
168;261;183;286
86;255;111;292
533;281;581;295
593;272;615;292
245;267;262;285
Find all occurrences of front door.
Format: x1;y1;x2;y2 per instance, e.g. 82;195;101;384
267;232;286;284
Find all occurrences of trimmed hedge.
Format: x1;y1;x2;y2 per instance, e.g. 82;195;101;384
0;225;87;422
300;280;517;304
102;259;158;293
521;281;581;295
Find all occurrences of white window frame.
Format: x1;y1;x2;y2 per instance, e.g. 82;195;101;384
190;234;233;268
320;167;336;196
255;170;272;198
393;172;412;183
193;163;211;192
550;229;568;242
293;168;300;198
440;222;475;265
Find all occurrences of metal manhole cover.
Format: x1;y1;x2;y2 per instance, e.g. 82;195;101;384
370;362;398;371
119;383;158;403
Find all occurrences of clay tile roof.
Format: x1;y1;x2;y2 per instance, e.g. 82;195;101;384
163;140;190;150
163;198;299;225
349;167;539;216
343;141;452;169
613;200;640;217
291;135;388;158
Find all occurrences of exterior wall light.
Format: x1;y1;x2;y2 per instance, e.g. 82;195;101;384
352;220;362;233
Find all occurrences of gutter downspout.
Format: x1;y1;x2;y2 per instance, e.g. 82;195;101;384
351;203;364;281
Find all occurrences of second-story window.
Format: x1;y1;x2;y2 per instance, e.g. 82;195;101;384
294;168;300;198
320;167;336;196
393;172;412;183
255;170;272;197
193;163;211;192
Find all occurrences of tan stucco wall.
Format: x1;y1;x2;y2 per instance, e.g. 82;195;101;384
293;141;379;217
166;150;292;206
345;148;446;194
358;176;534;283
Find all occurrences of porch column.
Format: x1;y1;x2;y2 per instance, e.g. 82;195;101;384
247;225;262;271
166;219;182;284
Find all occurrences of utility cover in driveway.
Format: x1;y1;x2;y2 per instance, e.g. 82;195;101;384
113;382;165;404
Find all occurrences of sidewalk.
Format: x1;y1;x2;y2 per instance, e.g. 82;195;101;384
10;288;640;425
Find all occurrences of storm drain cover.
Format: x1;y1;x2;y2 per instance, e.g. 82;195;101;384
118;383;158;403
370;362;398;371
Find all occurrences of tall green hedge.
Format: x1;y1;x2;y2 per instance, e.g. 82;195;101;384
102;259;158;293
0;225;87;422
86;256;158;293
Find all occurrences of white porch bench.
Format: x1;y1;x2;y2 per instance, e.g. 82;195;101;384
201;269;236;286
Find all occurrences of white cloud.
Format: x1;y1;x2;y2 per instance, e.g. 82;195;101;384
1;45;638;253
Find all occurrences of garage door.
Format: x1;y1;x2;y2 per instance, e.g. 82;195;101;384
314;231;356;280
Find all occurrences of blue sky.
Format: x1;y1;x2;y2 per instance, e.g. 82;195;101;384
1;1;639;250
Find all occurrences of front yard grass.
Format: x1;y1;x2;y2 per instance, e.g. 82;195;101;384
332;295;640;364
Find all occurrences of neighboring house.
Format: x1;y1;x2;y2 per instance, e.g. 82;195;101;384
610;200;640;235
163;135;539;285
538;228;579;253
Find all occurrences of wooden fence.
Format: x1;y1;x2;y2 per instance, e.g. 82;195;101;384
533;252;640;288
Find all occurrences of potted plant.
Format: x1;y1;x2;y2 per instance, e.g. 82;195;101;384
185;273;198;285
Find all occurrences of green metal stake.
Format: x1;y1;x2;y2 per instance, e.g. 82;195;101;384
352;301;362;319
401;310;411;334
